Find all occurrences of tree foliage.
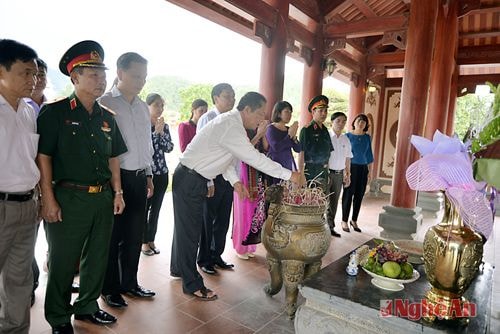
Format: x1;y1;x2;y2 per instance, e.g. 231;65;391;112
178;84;213;121
454;93;493;140
323;87;349;114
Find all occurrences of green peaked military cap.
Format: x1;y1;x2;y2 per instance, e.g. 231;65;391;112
59;40;107;76
308;94;329;113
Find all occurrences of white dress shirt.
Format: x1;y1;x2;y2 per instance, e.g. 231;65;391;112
180;110;292;185
328;131;353;171
99;86;153;174
196;107;220;131
0;94;40;192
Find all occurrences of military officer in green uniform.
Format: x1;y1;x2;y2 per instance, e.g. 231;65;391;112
37;40;127;334
298;95;333;193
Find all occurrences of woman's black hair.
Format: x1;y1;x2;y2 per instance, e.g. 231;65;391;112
352;113;369;132
271;101;292;123
146;93;162;106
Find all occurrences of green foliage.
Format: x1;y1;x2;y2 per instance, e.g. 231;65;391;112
454;93;492;141
323;88;349;114
178;84;213;121
487;82;500;117
141;75;190;111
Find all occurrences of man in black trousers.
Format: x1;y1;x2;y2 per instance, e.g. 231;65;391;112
195;83;236;274
99;52;156;308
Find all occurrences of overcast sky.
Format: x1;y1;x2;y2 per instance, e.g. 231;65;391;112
1;0;347;92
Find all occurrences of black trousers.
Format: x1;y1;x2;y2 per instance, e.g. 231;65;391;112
170;164;207;294
197;174;233;267
102;170;147;294
342;164;369;222
143;173;168;243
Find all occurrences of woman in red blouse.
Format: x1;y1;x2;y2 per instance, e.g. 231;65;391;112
178;99;208;152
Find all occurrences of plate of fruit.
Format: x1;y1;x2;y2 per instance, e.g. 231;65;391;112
360;241;420;291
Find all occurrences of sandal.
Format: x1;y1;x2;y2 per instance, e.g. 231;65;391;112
149;242;160;254
142;248;155;256
191;287;217;301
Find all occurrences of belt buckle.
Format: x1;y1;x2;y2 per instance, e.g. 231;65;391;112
88;185;102;193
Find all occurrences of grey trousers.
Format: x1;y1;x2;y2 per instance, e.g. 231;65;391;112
326;172;344;230
0;199;37;334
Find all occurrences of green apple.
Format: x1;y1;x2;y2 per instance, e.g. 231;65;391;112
382;261;401;278
401;262;414;279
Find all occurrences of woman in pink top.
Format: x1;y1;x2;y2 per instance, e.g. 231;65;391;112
178;99;208;152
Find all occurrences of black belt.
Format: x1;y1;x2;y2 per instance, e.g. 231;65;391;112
329;169;344;174
58;182;110;193
0;190;34;202
178;163;208;181
121;168;147;177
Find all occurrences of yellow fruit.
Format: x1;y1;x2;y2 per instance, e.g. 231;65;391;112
382;261;401;278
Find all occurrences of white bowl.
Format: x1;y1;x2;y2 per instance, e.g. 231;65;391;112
362;267;420;291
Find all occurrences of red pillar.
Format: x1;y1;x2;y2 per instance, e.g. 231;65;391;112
372;84;386;179
258;0;289;119
391;0;439;209
425;1;458;138
348;69;367;126
446;65;459;136
299;23;323;127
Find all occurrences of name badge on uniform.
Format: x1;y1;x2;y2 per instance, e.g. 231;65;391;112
101;121;111;132
64;120;81;126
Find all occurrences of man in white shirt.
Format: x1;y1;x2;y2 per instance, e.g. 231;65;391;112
327;112;352;237
0;39;40;334
170;92;303;301
196;83;237;275
99;52;156;308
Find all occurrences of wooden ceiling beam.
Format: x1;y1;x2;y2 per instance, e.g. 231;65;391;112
458;73;500;87
225;0;277;28
166;0;254;37
331;50;362;74
289;0;322;22
458;45;500;65
367;44;500;68
351;0;377;18
367;52;405;66
460;30;500;39
288;18;315;48
324;14;408;38
322;0;351;17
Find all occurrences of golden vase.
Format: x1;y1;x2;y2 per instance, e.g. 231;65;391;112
422;194;483;322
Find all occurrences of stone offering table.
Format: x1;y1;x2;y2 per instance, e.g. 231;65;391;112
295;239;492;333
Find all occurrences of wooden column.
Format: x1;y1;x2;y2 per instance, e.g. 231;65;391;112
390;0;439;209
425;1;458;138
299;23;323;127
258;0;289;119
348;69;367;124
446;65;459;136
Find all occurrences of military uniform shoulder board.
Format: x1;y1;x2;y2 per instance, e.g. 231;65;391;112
99;104;116;116
45;96;68;105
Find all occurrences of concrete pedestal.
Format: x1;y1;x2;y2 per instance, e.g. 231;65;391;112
378;205;423;240
417;191;444;217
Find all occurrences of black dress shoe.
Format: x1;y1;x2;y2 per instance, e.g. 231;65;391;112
124;285;155;298
201;265;217;274
330;229;341;238
102;294;128;308
52;322;73;334
75;309;116;325
214;260;234;269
